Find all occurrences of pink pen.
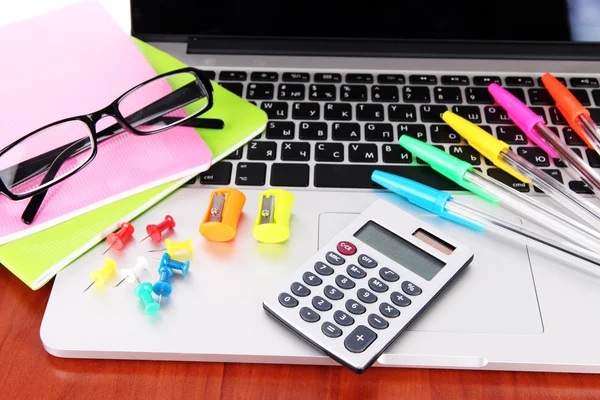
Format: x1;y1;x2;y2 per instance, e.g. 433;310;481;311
488;83;600;194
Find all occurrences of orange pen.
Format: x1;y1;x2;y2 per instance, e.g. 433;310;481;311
199;188;246;242
542;72;600;153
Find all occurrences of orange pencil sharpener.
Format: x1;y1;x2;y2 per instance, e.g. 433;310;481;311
199;188;246;241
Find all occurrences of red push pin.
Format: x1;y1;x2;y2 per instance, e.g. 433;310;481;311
102;222;135;255
140;215;176;242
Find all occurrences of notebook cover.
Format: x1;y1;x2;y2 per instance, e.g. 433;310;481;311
0;38;267;289
0;2;212;244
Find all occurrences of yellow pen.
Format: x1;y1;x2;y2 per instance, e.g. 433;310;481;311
443;111;600;231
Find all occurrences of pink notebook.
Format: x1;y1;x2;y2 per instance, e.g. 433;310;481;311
0;2;212;245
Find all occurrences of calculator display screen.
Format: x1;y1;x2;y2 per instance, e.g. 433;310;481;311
354;221;445;281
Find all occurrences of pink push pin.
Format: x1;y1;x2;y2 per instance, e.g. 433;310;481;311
140;215;176;242
102;222;135;254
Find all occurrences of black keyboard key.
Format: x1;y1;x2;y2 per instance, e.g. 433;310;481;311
299;122;328;140
505;76;534;86
356;104;384;121
224;148;243;160
430;125;460;143
202;70;216;80
314;165;463;190
349;144;378;163
571;89;591;106
379;267;399;282
314;73;342;83
549;107;568;125
403;86;430;103
316;142;344;162
484;106;512;124
309;84;336;101
283;72;310;82
593;90;600;106
334;310;355;326
364;123;394;142
344;325;377;353
345;299;366;315
496;126;528;144
368;314;389;330
434;87;462;103
314;261;334;276
517;147;550;167
261;102;288;119
321;321;342;337
590;108;600;121
324;103;352;120
371;85;399;102
528;88;554;106
420;105;448;122
449;146;481;165
530;107;548;124
377;74;405;84
332;122;361;141
534;169;564;193
341;85;368;101
409;75;437;84
389;105;417;122
247;141;276;160
185;177;196;185
570;77;599;88
313;297;332;312
587;149;600;168
441;75;469;85
570;181;594;194
473;76;501;85
300;307;320;323
382;144;412;164
270;163;310;187
278;84;305;100
266;121;295;139
324;285;344;300
219;71;247;81
506;88;526;103
346;73;373;83
281;142;310;161
488;168;529;192
451;105;481;123
336;274;356;290
278;292;298;308
292;102;320;120
397;124;427;141
250;71;278;82
466;87;494;104
246;83;274;100
538;76;566;86
368;278;389;293
219;82;244;97
199;162;233;185
357;288;377;303
235;163;266;186
563;127;585;146
347;264;366;279
303;271;322;286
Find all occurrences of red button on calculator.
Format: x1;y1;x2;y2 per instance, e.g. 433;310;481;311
337;241;357;255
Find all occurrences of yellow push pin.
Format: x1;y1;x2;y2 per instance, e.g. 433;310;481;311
82;258;117;294
148;238;194;258
253;189;295;244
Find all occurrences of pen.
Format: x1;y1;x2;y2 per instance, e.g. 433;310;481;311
488;83;600;193
542;72;600;154
399;135;600;254
371;170;600;278
442;110;600;230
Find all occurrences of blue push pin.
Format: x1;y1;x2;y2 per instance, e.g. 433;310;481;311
152;264;173;305
160;252;190;275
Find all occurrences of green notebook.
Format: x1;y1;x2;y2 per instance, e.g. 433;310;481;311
0;39;267;289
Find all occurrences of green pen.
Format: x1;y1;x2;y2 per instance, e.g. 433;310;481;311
399;135;600;255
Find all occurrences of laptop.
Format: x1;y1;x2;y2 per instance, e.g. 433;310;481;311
41;0;600;373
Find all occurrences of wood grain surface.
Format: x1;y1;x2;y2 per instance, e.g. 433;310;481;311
1;264;600;400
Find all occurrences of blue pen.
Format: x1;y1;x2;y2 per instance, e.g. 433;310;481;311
372;170;600;276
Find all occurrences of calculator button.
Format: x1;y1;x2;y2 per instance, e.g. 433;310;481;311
302;271;323;286
291;282;311;297
312;296;332;311
368;278;389;293
346;299;366;315
344;325;377;353
402;281;422;296
314;261;334;276
368;314;389;330
300;307;320;323
326;251;345;265
324;285;344;300
347;264;366;279
357;254;378;268
379;267;399;282
379;302;400;318
391;291;412;307
357;288;378;304
278;292;299;308
334;310;355;326
336;241;357;255
335;274;355;289
322;321;343;338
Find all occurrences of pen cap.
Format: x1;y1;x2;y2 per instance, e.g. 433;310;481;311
442;111;529;183
253;189;295;243
541;73;593;147
398;135;497;202
200;188;246;242
488;83;559;158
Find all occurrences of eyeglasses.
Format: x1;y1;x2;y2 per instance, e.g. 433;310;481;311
0;67;220;224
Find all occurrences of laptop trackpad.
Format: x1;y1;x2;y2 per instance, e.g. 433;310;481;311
318;212;543;335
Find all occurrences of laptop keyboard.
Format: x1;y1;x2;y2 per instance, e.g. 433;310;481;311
185;69;600;195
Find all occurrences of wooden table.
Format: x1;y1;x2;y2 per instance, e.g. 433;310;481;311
1;265;599;400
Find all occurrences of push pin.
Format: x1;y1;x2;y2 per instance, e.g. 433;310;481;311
159;253;190;275
199;188;246;241
114;256;149;287
103;222;134;254
140;215;176;242
135;282;160;315
148;238;194;258
253;189;295;244
82;258;117;293
153;264;173;304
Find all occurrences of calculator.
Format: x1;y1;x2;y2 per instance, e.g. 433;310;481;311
262;199;474;374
